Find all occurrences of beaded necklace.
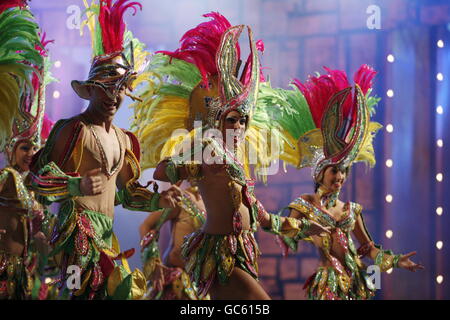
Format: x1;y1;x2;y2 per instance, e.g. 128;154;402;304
317;185;340;209
89;124;123;178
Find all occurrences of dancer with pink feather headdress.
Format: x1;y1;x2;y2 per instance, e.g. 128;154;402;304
130;11;329;300
260;65;424;299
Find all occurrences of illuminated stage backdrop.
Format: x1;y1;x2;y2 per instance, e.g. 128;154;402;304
3;0;445;299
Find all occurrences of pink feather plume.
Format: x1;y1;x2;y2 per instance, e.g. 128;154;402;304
41;114;54;142
158;12;235;87
240;39;266;85
292;65;376;128
98;0;142;54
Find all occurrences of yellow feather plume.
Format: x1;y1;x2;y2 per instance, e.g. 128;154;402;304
0;72;20;151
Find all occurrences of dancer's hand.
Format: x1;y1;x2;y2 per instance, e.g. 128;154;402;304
397;251;424;272
34;231;50;255
0;229;5;240
151;262;167;293
305;221;331;237
159;181;183;208
80;168;104;195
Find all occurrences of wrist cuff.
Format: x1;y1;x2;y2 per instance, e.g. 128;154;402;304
68;177;83;197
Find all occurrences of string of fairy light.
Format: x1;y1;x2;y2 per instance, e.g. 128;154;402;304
52;60;62;100
383;52;395;275
382;39;446;289
435;38;445;288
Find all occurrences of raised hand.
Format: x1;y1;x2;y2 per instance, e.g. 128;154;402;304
158;180;184;208
397;251;425;272
80;168;104;196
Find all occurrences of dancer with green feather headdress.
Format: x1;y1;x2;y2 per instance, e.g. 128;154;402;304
131;12;329;300
267;65;424;300
0;1;58;300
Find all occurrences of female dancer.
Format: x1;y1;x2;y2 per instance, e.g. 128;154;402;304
271;65;424;299
131;12;329;300
0;2;56;299
139;181;207;299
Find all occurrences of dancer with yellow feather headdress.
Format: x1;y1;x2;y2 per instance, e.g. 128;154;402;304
268;65;424;299
0;0;58;299
131;12;329;299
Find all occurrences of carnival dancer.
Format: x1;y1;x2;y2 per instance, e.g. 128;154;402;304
0;1;56;299
30;0;183;300
139;181;208;300
272;65;424;299
137;12;329;300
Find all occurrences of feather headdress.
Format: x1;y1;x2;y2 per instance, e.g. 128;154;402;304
130;12;287;181
0;2;54;162
273;65;382;181
72;0;145;101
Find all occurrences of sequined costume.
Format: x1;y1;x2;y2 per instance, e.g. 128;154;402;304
274;66;404;300
130;12;309;299
287;198;379;299
30;0;158;300
140;186;207;300
0;1;58;300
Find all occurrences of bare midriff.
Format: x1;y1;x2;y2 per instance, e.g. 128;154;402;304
198;165;251;235
63;120;128;219
0;177;27;256
310;230;352;274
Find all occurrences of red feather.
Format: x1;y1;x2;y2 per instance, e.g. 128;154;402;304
158;12;235;87
353;64;376;96
36;32;54;57
293;65;376;129
41;114;54;142
98;0;142;54
240;39;266;85
0;0;28;15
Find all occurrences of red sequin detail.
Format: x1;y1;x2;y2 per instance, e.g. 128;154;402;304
90;264;104;291
243;234;255;262
336;228;348;251
232;211;243;235
75;230;89;256
228;235;237;254
77;214;95;238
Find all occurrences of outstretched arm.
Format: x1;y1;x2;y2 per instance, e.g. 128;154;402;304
353;211;424;272
153;159;189;183
256;199;330;238
154;138;207;184
139;208;179;238
140;207;180;294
